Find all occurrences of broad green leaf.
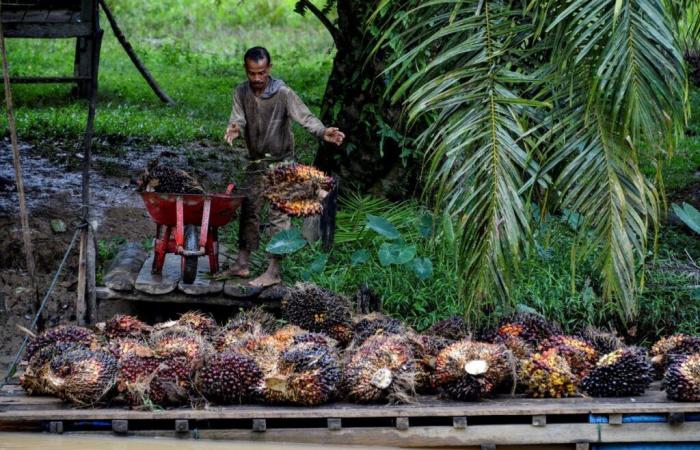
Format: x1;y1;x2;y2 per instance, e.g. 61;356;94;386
672;203;700;235
417;213;433;238
266;228;306;255
351;249;370;266
378;243;416;266
366;214;401;240
412;257;433;280
309;254;328;273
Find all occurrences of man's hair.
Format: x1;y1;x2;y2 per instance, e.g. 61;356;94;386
244;47;271;66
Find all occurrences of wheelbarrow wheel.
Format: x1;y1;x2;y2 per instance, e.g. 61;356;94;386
182;225;198;284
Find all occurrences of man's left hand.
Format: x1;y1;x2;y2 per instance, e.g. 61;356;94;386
323;127;346;146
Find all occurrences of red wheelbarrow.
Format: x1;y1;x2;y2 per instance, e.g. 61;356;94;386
139;185;245;284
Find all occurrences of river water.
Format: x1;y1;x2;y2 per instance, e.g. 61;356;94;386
0;433;395;450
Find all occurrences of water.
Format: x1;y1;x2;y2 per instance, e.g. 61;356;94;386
0;433;395;450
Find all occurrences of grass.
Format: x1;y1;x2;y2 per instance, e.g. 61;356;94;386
1;0;333;162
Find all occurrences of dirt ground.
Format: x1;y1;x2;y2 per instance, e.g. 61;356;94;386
0;137;245;369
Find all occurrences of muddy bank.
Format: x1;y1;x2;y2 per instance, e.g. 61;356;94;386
0;137;245;369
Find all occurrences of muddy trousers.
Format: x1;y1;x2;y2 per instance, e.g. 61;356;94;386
238;169;291;252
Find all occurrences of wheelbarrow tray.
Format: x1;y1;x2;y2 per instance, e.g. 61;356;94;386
140;192;244;227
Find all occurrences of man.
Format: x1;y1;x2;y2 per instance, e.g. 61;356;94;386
222;46;345;287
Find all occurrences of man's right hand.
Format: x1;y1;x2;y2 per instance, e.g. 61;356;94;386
225;123;240;145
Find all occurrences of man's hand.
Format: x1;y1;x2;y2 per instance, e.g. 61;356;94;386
224;123;241;145
323;127;345;146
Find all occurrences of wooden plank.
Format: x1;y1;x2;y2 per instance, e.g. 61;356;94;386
178;257;224;295
532;415;546;427
174;419;189;433
1;23;92;37
124;423;700;447
103;242;147;291
396;417;409;431
327;418;342;431
45;9;76;23
135;253;180;295
223;280;263;298
96;286;280;309
22;10;50;23
453;416;467;429
252;418;266;432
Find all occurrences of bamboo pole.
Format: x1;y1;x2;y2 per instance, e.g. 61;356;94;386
0;3;38;303
99;0;174;105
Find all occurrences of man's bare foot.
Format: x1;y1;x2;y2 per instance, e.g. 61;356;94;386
249;269;281;288
214;264;250;279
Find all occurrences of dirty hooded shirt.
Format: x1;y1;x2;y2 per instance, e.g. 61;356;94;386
228;78;326;163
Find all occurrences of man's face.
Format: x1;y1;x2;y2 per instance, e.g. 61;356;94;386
245;58;271;91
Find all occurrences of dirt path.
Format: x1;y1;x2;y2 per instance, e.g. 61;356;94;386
0;137;245;368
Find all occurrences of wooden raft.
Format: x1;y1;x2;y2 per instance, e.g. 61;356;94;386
2;384;700;448
96;243;285;309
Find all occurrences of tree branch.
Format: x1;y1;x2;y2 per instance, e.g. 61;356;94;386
298;0;340;45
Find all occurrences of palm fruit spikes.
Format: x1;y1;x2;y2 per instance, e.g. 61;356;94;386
343;335;416;404
26;325;98;360
194;352;263;404
21;342;87;396
650;334;700;378
136;158;205;194
426;316;471;341
538;335;598;379
410;333;453;394
496;312;559;346
262;343;341;405
148;357;193;406
177;311;218;337
103;315;152;340
282;283;353;345
578;326;624;355
581;347;653;397
45;348;118;406
664;353;700;402
107;338;154;359
150;326;212;360
433;340;512;401
352;313;406;346
520;348;578;398
117;354;163;407
264;162;334;217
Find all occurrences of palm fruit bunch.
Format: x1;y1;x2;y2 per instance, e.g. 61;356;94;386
176;311;218;337
21;342;87;396
292;331;338;350
148;357;193;406
663;353;700;402
494;312;559;360
581;347;653;397
264;162;334;217
117;354;163;406
538;335;598;379
262;342;341;405
520;348;578;398
650;334;700;378
194;352;263;404
45;347;118;405
433;340;512;401
352;313;406;346
578;326;624;355
103;314;152;340
403;332;453;394
107;337;153;359
343;334;417;404
426;316;471;341
150;326;212;360
213;311;274;353
26;325;98;360
282;283;353;345
136;158;205;195
271;325;307;349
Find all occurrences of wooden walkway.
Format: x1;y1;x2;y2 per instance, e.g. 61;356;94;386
2;384;700;448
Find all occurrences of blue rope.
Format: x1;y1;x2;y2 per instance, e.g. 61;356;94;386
1;226;83;387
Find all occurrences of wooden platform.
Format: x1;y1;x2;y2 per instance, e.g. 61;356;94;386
97;243;286;309
2;384;700;448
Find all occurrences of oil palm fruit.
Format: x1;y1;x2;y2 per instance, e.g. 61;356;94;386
262;342;341;405
496;312;559;347
282;283;353;345
136;158;205;194
150;326;212;360
538;335;598;379
663;353;700;402
520;348;578;398
107;337;154;359
21;342;86;396
410;334;454;394
426;316;471;341
194;352;263;404
26;325;98;359
229;307;279;333
45;347;118;405
176;311;218;337
578;326;624;355
271;325;307;350
352;313;406;346
433;340;512;401
117;354;163;406
581;347;653;397
264;162;334;217
650;334;700;378
103;315;152;340
148;356;193;406
343;334;417;404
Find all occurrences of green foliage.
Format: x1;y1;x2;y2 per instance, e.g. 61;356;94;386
672;203;700;235
266;228;307;255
